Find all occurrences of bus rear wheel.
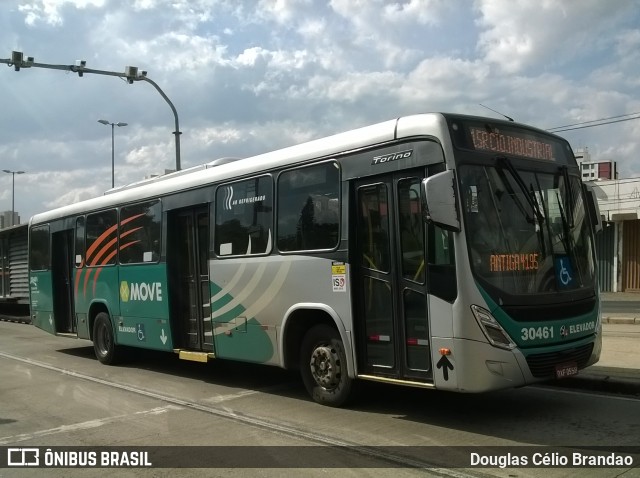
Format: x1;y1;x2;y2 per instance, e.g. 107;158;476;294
300;324;354;407
93;312;121;365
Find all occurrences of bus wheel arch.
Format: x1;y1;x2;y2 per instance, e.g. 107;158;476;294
281;305;353;373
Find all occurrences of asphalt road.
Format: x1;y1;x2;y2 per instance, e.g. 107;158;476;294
0;320;639;477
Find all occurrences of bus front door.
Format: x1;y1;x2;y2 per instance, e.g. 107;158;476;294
353;170;432;382
168;207;214;353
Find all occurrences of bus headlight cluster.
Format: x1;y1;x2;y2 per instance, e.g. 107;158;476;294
471;305;516;350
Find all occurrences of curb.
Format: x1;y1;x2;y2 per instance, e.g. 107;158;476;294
543;367;640;397
602;316;640;324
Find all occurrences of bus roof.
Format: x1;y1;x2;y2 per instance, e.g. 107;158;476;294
29;112;554;226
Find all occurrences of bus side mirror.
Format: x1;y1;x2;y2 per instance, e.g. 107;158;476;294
421;170;460;232
582;183;602;234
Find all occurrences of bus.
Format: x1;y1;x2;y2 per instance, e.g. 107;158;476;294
28;113;602;407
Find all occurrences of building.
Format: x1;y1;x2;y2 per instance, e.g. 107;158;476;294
574;148;630;291
589;178;640;292
576;147;617;181
0;211;20;229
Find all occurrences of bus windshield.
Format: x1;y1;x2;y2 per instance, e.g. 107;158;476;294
459;161;596;297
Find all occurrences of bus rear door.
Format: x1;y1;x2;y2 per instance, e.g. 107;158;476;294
51;229;76;335
167;207;214;354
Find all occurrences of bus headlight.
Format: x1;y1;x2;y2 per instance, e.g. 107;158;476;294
471;305;517;350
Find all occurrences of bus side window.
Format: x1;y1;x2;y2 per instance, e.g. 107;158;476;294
398;178;424;283
86;210;118;267
427;224;457;302
215;176;273;257
358;185;391;272
29;225;50;271
119;201;162;264
75;216;85;267
277;162;340;252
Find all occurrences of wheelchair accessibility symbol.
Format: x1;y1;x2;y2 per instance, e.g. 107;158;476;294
554;256;574;289
137;323;146;342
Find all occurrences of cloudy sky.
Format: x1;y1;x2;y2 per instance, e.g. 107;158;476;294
2;0;640;221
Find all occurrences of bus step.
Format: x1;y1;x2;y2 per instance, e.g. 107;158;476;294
56;333;78;338
177;350;215;363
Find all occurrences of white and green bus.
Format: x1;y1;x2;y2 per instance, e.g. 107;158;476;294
29;113;602;406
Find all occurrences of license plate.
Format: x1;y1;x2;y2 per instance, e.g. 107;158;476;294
555;362;578;379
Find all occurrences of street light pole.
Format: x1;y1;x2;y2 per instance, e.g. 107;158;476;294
1;52;182;172
137;76;181;172
2;169;25;226
98;119;127;188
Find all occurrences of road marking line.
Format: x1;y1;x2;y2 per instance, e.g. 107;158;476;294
202;390;259;403
0;351;477;475
0;405;182;445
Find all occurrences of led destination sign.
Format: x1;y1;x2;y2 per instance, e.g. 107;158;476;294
469;127;556;161
490;253;539;272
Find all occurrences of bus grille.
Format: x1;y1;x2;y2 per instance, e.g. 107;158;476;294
525;343;594;378
503;296;596;322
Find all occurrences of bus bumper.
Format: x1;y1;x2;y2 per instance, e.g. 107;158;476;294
433;333;602;392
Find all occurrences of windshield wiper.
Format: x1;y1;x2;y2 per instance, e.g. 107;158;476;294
496;156;545;226
496;156;547;256
560;165;575;228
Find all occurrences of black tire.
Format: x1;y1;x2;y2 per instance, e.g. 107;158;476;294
300;324;354;407
92;312;120;365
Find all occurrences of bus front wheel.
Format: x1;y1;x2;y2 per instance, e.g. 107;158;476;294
300;324;354;407
93;312;120;365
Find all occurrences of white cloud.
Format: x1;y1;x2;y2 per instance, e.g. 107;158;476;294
297;17;325;38
192;124;243;146
18;0;106;26
11;169;104;213
475;0;636;74
132;0;158;10
46;184;104;209
382;0;452;25
615;28;640;57
257;0;312;25
2;0;640;220
405;57;490;101
328;0;418;67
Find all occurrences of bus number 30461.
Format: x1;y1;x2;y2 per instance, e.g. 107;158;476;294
521;326;554;341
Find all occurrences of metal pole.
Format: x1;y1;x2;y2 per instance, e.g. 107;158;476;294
99;119;126;188
2;170;23;226
139;76;181;171
111;123;115;188
2;53;182;173
10;172;14;227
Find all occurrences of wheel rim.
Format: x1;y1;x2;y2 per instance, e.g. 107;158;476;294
309;344;341;390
